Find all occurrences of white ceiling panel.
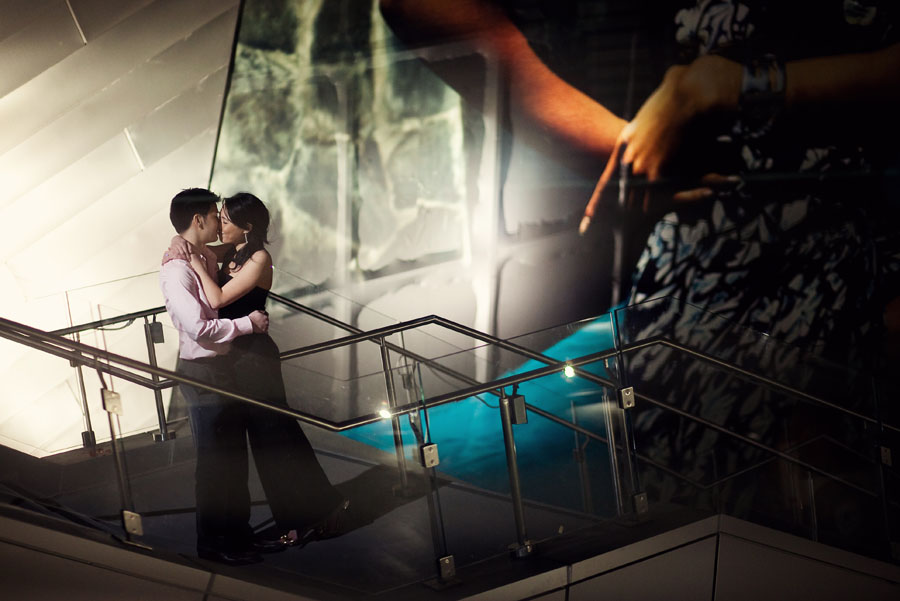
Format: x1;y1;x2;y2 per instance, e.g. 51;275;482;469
8;128;219;297
1;377;88;456
127;64;228;168
63;272;167;334
0;133;141;260
0;0;241;458
66;210;182;304
68;0;155;42
0;265;71;330
0;0;84;98
0;6;239;209
0;343;75;424
0;0;238;156
0;0;56;42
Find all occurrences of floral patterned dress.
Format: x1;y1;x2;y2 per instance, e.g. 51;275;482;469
628;0;899;360
619;1;898;530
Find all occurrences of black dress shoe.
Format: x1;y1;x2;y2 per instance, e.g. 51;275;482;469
296;498;351;544
197;548;263;566
251;534;294;553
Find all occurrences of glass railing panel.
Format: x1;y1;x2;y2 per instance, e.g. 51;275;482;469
0;313;178;457
267;289;366;349
0;272;174;456
0;335;134;543
273;269;490;358
506;312;618;363
624;341;880;486
623;340;889;560
414;341;559;392
107;357;443;587
884;429;900;561
80;306;180;440
405;352;621;573
62;272;166;325
279;337;436;426
614;296;878;421
281;353;391;425
629;392;889;556
275;322;563;428
0;335;99;457
874;372;900;559
7;421;132;544
273;267;399;330
383;323;478;364
260;359;444;591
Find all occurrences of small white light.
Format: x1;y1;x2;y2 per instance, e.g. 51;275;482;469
378;408;392;420
563;365;575;378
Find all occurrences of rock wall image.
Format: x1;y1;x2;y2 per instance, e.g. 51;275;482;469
211;0;468;289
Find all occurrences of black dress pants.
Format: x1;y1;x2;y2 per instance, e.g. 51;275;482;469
177;356;252;553
230;334;343;529
178;347;342;553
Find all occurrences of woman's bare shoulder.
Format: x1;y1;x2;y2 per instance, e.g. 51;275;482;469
250;248;272;266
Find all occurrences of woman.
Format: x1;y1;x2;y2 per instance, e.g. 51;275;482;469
171;192;348;549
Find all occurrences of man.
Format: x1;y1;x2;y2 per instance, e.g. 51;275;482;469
159;188;269;565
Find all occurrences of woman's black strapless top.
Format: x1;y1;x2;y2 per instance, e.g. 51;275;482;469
217;272;270;320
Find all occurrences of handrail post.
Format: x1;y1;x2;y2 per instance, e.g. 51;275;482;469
601;362;625;516
99;385;144;545
143;317;174;442
570;399;594;513
499;389;533;558
64;291;96;449
380;337;410;494
71;335;96;449
612;309;648;517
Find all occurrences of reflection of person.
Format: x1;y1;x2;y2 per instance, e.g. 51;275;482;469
160;188;270;565
381;0;900;360
380;0;625;165
168;192;349;561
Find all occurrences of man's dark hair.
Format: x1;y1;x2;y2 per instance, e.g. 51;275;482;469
169;188;219;233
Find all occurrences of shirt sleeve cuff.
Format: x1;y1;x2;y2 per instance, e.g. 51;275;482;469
235;315;254;335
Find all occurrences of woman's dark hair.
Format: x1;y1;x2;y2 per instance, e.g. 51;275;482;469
223;192;270;269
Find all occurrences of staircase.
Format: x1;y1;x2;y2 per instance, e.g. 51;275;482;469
1;290;899;600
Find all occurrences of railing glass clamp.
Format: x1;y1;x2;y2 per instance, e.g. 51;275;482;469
438;555;456;581
420;443;439;468
102;389;122;416
618;387;635;409
148;321;164;344
123;510;143;536
510;393;528;424
633;492;649;514
401;372;415;390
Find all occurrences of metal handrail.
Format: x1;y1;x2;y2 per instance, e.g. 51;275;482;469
1;294;891;498
622;337;884;428
4;311;883;501
40;290;892;432
50;306;166;337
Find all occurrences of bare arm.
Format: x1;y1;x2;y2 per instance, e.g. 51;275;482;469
622;44;900;178
190;249;271;310
581;44;900;229
165;236;233;270
160;262;268;341
379;0;625;158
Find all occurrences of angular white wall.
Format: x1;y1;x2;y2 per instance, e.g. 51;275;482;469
0;0;239;456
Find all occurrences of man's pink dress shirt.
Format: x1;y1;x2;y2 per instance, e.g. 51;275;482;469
159;259;252;360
